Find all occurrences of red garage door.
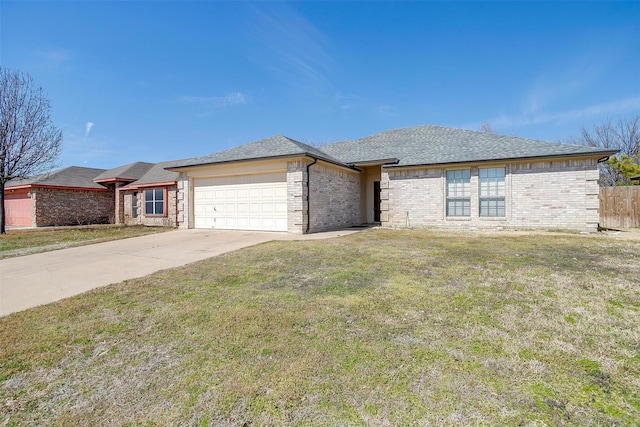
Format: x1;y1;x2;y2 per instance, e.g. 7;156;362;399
5;193;32;226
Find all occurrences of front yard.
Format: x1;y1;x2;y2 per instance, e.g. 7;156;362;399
1;229;638;425
0;225;171;259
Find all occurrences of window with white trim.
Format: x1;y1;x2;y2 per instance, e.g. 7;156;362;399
144;188;165;216
446;169;470;217
479;167;505;217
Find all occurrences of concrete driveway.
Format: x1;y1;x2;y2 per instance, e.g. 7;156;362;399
1;228;361;317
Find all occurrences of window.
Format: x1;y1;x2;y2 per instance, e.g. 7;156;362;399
132;192;138;218
479;168;505;217
446;169;470;217
144;188;165;216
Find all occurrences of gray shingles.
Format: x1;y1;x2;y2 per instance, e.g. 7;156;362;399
6;166;107;189
171;135;348;168
321;125;618;166
121;161;180;188
94;162;155;182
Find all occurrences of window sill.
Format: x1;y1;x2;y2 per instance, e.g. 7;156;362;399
446;217;471;221
478;217;507;221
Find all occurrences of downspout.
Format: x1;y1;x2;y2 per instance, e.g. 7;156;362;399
305;157;318;233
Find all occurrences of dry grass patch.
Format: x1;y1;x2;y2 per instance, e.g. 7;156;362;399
1;229;639;425
0;225;171;259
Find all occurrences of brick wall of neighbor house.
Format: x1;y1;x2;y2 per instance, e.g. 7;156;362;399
122;186;178;227
308;162;361;232
287;161;306;234
382;158;601;230
32;188;114;226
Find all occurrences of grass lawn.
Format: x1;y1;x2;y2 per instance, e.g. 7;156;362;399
0;225;172;259
1;229;638;426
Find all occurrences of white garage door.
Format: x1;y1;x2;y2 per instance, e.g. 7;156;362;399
193;172;288;231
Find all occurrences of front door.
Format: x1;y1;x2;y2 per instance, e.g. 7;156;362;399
374;181;381;222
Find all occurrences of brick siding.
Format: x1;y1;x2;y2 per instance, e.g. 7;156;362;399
308;162;360;232
381;158;600;231
32;188;114;226
121;185;178;227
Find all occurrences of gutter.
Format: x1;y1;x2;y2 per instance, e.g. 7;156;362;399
305;157;318;233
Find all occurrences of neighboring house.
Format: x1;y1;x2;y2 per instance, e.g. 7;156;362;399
3;161;180;228
169;125;618;233
4;166;112;227
631;174;640;182
117;161;180;227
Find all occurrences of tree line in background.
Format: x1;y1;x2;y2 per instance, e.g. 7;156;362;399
566;114;640;187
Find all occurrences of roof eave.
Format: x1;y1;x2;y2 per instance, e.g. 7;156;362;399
167;152;356;172
4;184;109;192
383;150;620;169
93;177;137;184
120;181;177;190
350;158;400;167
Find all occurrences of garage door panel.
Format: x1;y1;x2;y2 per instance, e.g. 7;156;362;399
194;172;287;231
5;194;31;226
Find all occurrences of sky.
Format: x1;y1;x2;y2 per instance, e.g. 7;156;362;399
1;1;639;170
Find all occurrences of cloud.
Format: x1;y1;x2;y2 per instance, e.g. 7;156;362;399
177;92;249;107
469;96;640;132
247;4;335;91
36;49;72;64
85;122;94;137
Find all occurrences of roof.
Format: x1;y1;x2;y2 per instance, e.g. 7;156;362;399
321;125;619;167
121;161;180;189
93;161;155;183
5;166;107;190
169;135;350;169
631;174;640;181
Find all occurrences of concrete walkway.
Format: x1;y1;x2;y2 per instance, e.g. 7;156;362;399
0;228;362;317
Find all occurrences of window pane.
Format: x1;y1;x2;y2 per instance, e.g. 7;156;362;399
446;169;471;217
155;201;164;214
145;201;154;215
480;198;505;217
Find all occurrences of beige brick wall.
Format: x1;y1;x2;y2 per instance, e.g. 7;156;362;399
32;188;114;226
287;161;306;234
308;161;360;232
121;186;179;227
382;158;601;230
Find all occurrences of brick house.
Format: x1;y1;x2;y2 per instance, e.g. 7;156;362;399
4;161;180;228
168;125;617;233
4;166;113;227
116;162;180;227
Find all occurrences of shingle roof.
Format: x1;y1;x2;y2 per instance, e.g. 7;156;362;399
321;125;618;167
93;162;155;182
170;135;349;169
631;174;640;181
6;166;107;190
121;161;180;188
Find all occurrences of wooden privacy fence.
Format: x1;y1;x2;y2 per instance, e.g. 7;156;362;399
599;186;640;228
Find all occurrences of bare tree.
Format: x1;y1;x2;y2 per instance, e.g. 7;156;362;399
479;122;494;133
566;114;640;186
0;67;63;233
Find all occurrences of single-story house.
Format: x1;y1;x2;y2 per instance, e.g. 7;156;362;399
4;166;113;227
168;125;618;233
3;161;180;228
116;161;180;227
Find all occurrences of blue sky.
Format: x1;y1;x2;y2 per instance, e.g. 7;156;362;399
2;1;639;169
